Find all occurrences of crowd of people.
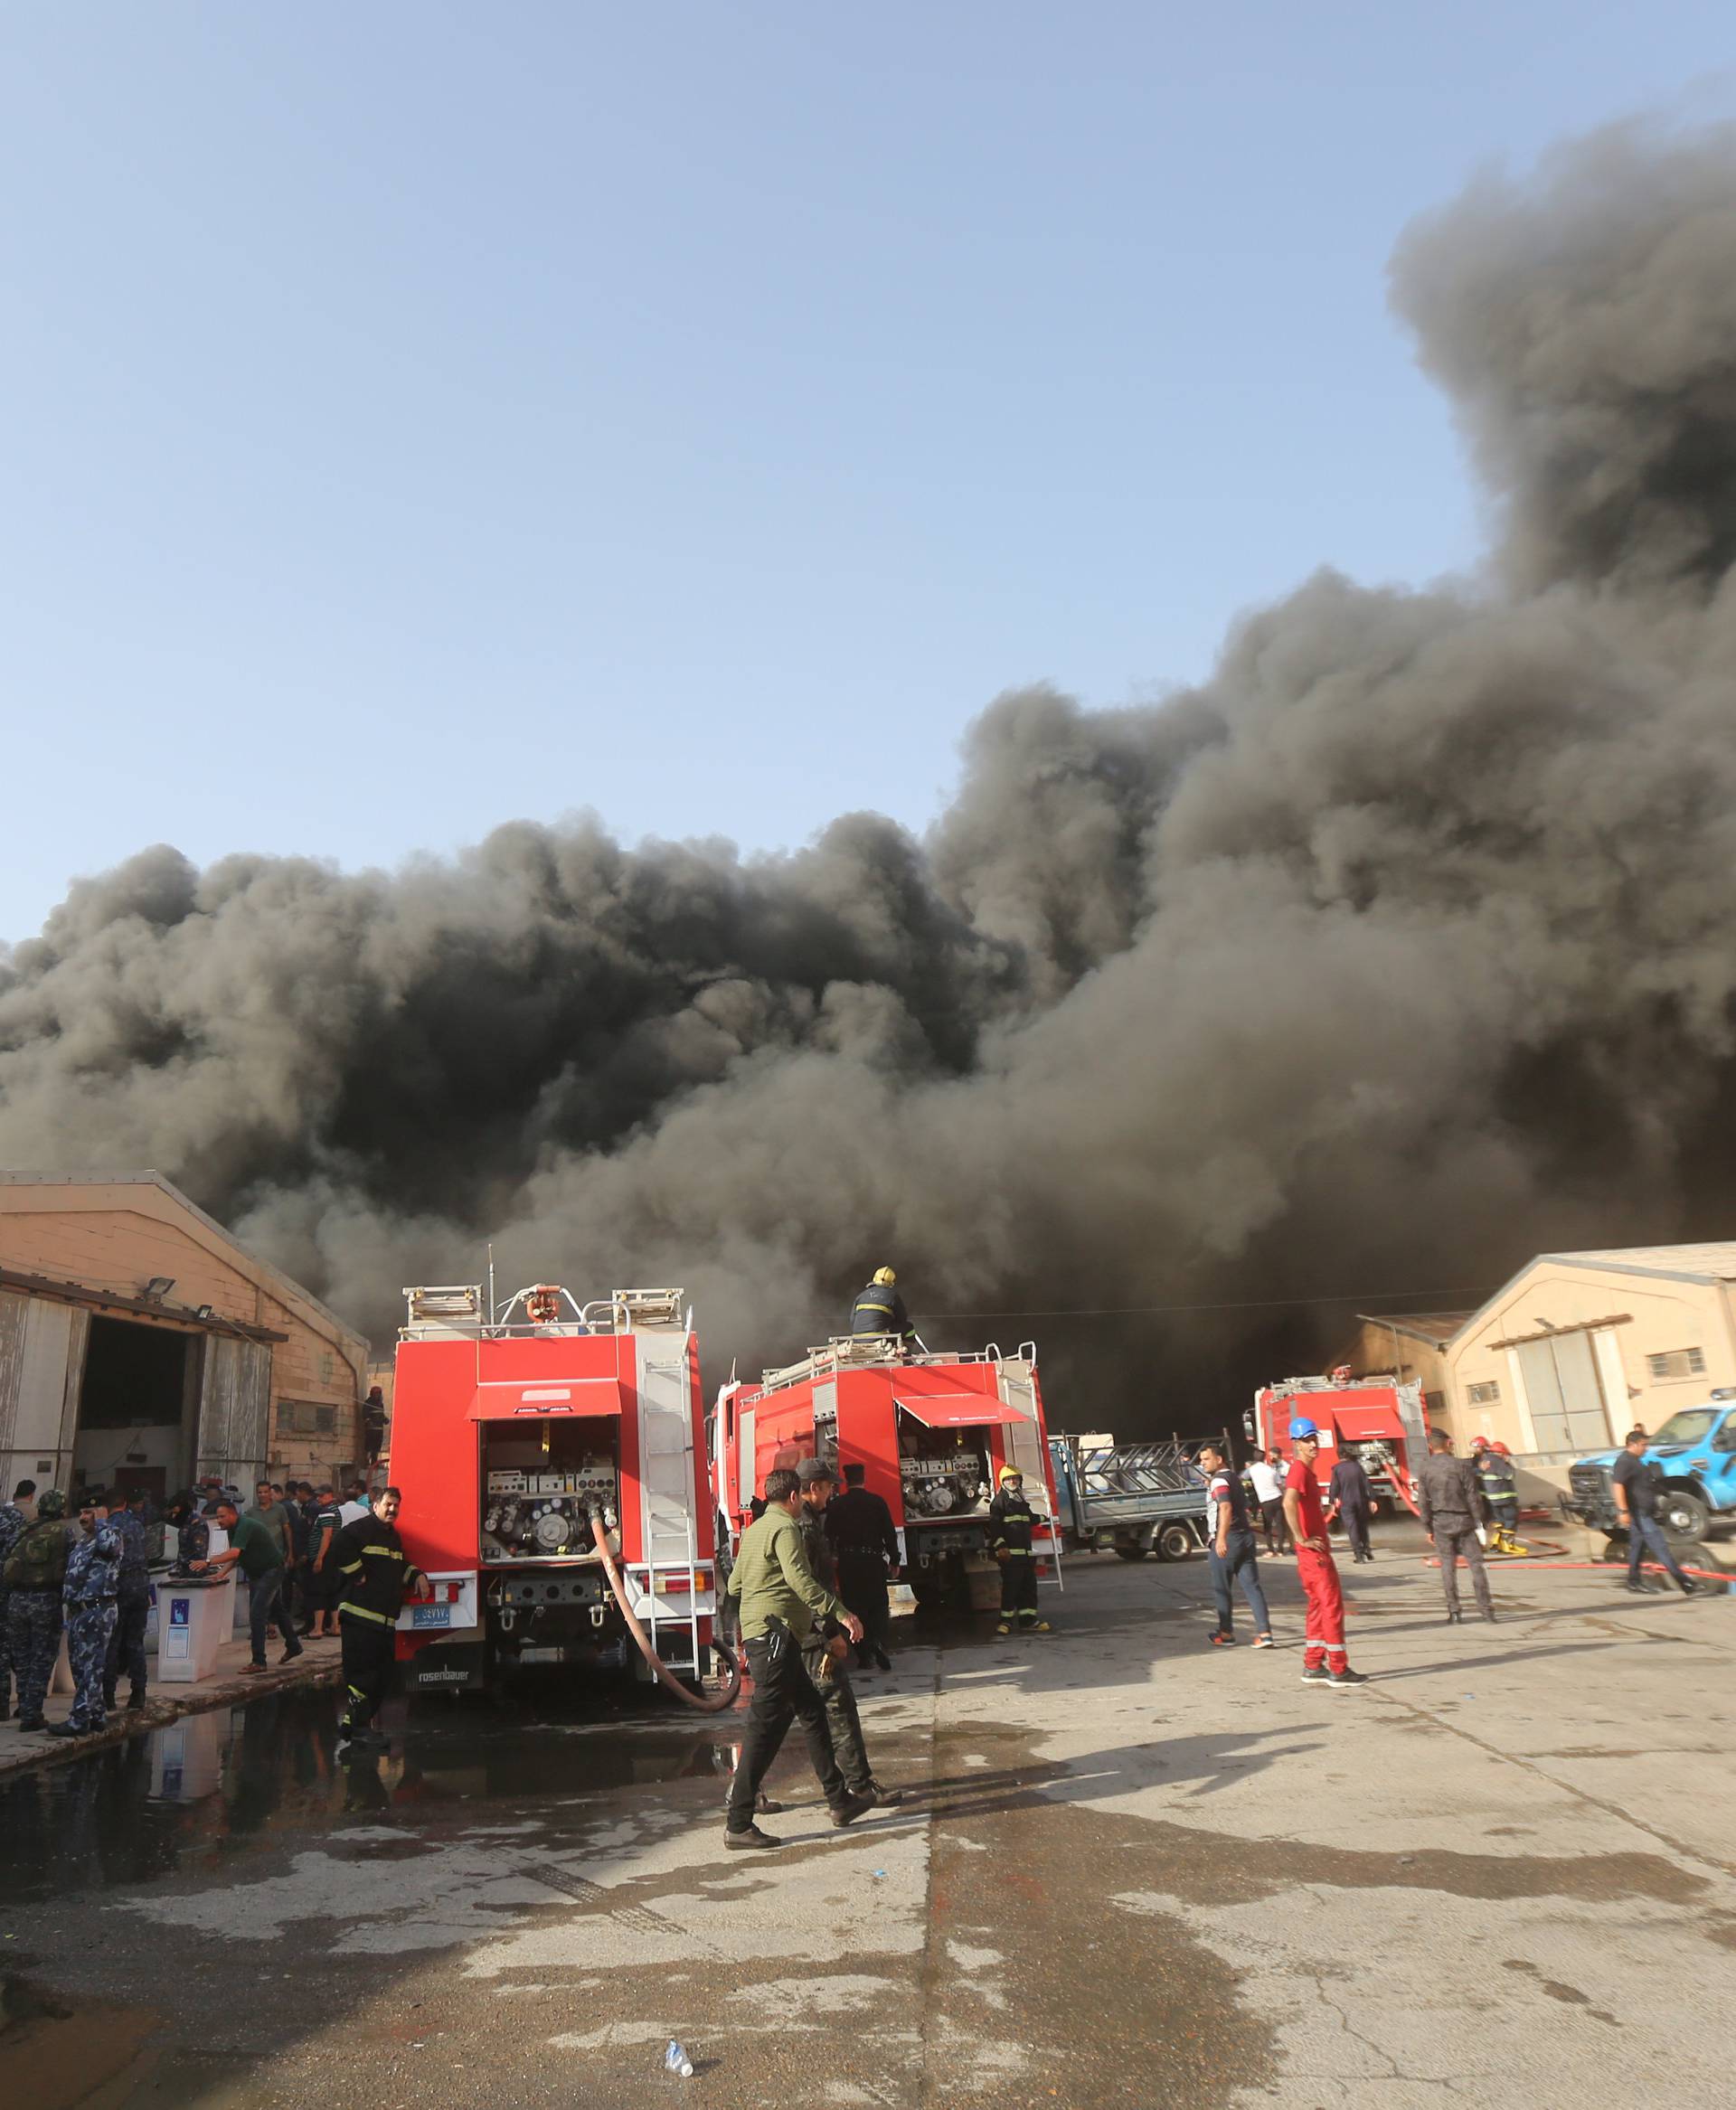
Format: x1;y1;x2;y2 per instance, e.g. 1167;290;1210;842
0;1472;415;1745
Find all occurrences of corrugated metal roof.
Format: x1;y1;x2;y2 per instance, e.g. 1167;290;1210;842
1541;1242;1736;1283
0;1168;367;1353
1356;1310;1473;1348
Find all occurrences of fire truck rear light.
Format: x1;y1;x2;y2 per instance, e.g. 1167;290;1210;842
445;1581;461;1603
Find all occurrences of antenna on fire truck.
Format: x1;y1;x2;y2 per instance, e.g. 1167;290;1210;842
487;1243;496;1327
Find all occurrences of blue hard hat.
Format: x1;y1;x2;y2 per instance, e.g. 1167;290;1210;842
1288;1418;1320;1441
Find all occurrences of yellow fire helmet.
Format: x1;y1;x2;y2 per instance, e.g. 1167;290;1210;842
873;1266;897;1286
998;1465;1023;1484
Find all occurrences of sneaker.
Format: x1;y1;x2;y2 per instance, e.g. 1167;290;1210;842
1252;1634;1275;1648
1210;1632;1237;1647
1327;1668;1371;1689
1299;1664;1332;1684
1678;1577;1700;1597
866;1779;905;1807
724;1825;783;1851
830;1791;875;1829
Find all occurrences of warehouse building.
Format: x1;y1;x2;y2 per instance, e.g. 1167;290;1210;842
0;1171;369;1502
1339;1240;1736;1493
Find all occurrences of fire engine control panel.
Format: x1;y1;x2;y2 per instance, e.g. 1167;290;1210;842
898;1431;992;1519
482;1465;619;1563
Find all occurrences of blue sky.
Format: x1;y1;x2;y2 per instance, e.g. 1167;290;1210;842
3;5;1731;943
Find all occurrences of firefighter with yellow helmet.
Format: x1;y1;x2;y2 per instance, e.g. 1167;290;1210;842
987;1465;1051;1635
850;1266;917;1349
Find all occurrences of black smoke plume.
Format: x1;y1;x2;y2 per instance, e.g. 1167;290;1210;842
6;118;1736;1427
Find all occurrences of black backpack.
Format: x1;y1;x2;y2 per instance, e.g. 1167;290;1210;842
5;1517;69;1592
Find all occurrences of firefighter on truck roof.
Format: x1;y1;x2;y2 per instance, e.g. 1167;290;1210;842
850;1266;917;1349
987;1465;1051;1636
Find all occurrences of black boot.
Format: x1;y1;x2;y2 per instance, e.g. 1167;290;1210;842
1677;1574;1699;1597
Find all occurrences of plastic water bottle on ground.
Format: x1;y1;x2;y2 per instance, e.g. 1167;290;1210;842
665;2039;694;2078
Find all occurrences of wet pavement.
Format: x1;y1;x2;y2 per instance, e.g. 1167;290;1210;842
2;1527;1733;2106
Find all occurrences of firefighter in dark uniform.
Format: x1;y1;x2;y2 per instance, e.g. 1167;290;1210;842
1471;1438;1520;1552
987;1465;1050;1634
331;1486;424;1746
825;1462;900;1671
850;1267;917;1348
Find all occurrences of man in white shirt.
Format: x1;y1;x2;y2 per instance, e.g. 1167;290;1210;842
337;1481;371;1527
1247;1452;1292;1555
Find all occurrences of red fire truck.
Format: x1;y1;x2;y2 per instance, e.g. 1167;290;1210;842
388;1281;720;1694
713;1333;1062;1605
1247;1372;1429;1518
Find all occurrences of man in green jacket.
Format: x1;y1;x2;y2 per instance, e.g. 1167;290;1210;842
723;1467;873;1850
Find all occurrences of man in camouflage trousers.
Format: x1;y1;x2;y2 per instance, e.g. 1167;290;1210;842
5;1488;71;1731
49;1491;122;1739
0;1479;36;1720
104;1492;154;1713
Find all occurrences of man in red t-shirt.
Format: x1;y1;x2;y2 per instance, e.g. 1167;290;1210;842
1281;1421;1368;1690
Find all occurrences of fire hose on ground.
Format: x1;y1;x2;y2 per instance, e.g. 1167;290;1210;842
590;1512;742;1712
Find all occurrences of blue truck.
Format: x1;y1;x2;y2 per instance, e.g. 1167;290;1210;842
1563;1390;1736;1549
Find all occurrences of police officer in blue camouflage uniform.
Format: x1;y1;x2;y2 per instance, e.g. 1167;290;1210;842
5;1489;71;1731
104;1493;154;1714
0;1478;35;1720
49;1490;123;1739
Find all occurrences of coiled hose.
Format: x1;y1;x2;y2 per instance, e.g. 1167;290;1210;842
590;1513;741;1712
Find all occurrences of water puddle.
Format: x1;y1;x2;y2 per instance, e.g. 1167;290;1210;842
0;1975;159;2110
0;1684;731;1904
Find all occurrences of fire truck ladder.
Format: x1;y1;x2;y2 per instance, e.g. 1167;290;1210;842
998;1346;1064;1592
635;1347;706;1681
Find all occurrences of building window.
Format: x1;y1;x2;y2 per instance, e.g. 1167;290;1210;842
1423;1390;1444;1418
276;1399;337;1436
1467;1380;1500;1406
1646;1347;1706;1382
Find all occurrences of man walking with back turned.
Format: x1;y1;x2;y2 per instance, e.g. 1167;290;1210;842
1418;1428;1495;1625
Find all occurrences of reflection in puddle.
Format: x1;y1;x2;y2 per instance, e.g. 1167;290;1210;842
0;1683;735;1905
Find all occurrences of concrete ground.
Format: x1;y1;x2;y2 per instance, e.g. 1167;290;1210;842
2;1519;1731;2109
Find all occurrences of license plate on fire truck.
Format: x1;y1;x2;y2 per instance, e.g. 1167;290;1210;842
410;1605;452;1629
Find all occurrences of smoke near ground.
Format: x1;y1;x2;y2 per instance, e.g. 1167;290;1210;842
5;118;1736;1425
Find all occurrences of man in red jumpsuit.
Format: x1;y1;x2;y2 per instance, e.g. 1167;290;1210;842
1282;1419;1369;1691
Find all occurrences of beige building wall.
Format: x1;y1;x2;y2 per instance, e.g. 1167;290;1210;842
1415;1247;1736;1501
0;1173;368;1486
